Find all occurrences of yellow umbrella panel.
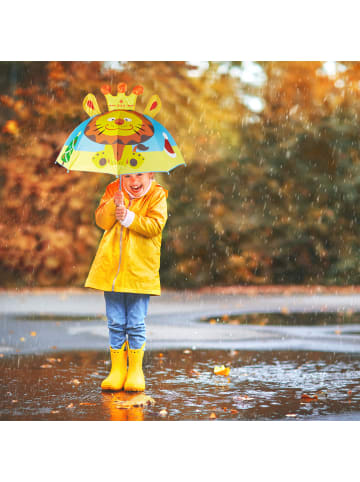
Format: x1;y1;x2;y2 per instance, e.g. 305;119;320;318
55;84;185;177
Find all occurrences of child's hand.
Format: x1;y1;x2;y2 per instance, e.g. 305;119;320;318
114;191;124;206
115;204;127;222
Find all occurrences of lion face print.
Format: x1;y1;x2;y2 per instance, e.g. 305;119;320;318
85;110;154;146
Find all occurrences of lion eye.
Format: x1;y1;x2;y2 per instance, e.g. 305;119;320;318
107;117;116;121
124;117;132;122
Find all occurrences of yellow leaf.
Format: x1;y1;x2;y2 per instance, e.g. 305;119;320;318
30;331;37;337
2;120;19;136
214;365;231;376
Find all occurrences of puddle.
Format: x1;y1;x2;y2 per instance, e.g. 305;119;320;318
1;349;359;421
201;311;360;326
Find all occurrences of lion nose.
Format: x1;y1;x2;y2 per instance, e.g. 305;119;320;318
114;118;124;125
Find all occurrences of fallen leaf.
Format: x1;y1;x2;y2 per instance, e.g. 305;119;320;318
183;349;192;354
79;402;96;406
67;403;74;409
70;379;81;385
159;409;168;417
46;358;57;363
0;354;4;358
281;306;289;314
222;314;229;321
51;346;57;349
51;410;60;414
40;364;52;368
300;393;318;402
348;390;352;396
334;329;342;335
30;331;37;337
209;318;216;324
158;353;164;358
230;409;238;414
12;400;18;403
214;365;231;376
189;369;200;376
20;337;25;342
113;393;155;409
286;413;297;417
209;413;217;419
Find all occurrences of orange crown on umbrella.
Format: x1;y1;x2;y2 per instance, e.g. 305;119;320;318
83;83;162;118
101;83;143;111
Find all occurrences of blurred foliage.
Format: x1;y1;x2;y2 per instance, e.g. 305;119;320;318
1;60;360;288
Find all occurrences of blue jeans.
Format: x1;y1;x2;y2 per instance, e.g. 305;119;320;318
104;292;149;350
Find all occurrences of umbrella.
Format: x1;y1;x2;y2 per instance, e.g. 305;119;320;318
55;83;185;181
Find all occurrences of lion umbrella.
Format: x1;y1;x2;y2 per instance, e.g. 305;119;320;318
55;83;185;179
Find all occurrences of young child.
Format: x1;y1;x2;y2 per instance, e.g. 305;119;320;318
85;172;168;391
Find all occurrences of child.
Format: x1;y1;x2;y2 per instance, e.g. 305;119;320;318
85;172;168;391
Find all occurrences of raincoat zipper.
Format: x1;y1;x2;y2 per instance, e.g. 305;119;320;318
112;199;132;291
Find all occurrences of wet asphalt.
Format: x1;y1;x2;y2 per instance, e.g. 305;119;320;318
1;289;360;355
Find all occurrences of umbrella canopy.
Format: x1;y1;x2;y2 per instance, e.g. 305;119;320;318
55;83;185;177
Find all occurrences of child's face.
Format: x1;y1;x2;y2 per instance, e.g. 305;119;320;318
123;173;153;197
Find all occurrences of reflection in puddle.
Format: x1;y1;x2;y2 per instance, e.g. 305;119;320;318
201;311;360;326
0;349;359;420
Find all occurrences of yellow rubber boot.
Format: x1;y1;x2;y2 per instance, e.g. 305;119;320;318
101;343;127;391
124;342;146;392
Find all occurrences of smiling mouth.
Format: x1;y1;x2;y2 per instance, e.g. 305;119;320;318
130;186;143;193
106;126;134;131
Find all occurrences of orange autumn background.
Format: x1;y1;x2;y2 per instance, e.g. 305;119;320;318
1;61;360;289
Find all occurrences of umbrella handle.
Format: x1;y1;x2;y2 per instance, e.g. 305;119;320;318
117;175;123;224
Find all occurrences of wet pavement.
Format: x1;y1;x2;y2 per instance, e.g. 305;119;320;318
1;289;360;420
1;349;359;421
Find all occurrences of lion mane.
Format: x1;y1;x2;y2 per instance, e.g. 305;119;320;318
85;111;154;146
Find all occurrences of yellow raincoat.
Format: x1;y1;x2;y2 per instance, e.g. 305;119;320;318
85;178;168;295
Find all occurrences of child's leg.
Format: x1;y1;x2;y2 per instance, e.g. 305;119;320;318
124;293;149;391
101;292;128;391
125;293;149;349
104;291;127;349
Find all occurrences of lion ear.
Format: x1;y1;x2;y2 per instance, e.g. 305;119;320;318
83;94;102;117
144;94;161;118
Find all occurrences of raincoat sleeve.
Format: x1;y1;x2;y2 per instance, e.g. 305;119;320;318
128;191;167;238
94;183;117;231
